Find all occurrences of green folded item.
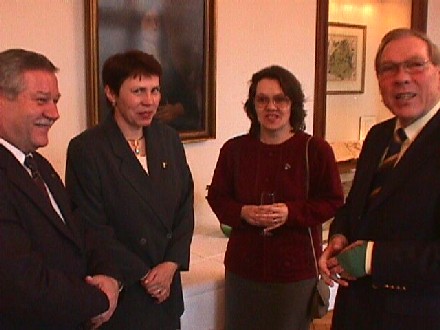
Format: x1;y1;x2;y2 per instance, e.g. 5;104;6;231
220;224;232;237
336;243;367;278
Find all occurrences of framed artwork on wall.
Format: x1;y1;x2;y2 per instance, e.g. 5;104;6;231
84;0;216;142
327;22;366;95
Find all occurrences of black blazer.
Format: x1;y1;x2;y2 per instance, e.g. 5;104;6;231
330;110;440;329
66;115;194;329
0;146;119;330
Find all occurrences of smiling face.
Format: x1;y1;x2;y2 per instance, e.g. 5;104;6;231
377;36;440;127
106;74;161;136
255;78;293;140
0;70;60;153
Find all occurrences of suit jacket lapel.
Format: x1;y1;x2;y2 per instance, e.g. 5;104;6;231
353;120;396;215
36;154;83;245
368;111;440;211
103;117;169;228
1;147;79;245
144;124;177;228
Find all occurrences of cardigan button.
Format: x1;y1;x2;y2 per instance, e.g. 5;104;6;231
139;237;147;246
166;233;173;239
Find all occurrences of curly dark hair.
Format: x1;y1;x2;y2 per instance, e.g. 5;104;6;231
244;65;306;137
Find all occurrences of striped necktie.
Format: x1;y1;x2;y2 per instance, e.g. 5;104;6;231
24;154;51;201
369;128;407;199
24;154;66;225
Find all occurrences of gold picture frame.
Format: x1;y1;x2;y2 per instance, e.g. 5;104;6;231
84;0;216;142
327;22;366;95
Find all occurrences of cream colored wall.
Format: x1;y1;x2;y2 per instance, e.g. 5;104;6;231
428;0;440;46
188;0;318;231
326;0;412;143
0;0;317;230
1;1;439;230
0;0;87;176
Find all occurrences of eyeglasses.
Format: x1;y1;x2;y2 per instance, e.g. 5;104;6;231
254;94;290;108
377;59;431;77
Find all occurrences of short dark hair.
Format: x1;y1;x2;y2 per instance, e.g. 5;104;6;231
375;28;440;74
102;50;162;99
0;48;58;100
244;65;306;137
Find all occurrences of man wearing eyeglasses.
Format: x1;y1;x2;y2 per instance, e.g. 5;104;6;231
319;28;440;330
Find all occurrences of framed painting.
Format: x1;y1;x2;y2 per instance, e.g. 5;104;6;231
84;0;216;142
327;22;366;94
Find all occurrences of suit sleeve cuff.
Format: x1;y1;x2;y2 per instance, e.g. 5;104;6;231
365;241;374;275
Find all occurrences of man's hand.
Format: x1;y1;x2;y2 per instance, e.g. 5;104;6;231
85;275;120;329
140;262;178;303
319;234;349;286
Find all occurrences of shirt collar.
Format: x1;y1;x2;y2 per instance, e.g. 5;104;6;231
396;99;440;142
0;138;27;166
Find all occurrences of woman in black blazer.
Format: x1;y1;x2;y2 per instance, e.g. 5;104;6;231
66;50;194;329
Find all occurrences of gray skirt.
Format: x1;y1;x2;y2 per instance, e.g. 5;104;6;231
225;271;315;330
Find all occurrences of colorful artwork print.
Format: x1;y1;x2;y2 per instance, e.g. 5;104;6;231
326;23;366;94
327;34;358;82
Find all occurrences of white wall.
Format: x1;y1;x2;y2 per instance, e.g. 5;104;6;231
1;1;439;230
0;0;87;175
326;0;412;142
0;0;317;231
428;0;440;46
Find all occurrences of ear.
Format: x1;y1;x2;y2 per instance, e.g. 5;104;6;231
104;85;117;106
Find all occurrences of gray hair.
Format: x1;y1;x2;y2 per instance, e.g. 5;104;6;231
0;49;58;100
375;28;440;74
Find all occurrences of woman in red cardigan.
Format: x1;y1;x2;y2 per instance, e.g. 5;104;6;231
207;65;344;330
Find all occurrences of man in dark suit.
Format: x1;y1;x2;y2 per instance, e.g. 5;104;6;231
319;28;440;330
0;48;121;329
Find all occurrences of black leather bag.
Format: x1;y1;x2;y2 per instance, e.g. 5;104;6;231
305;136;330;319
310;276;330;319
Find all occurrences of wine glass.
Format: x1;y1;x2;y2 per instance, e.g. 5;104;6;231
260;192;275;206
260;192;275;236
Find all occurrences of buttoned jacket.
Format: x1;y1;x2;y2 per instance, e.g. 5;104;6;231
207;133;344;283
0;146;116;329
66;115;194;329
330;110;440;328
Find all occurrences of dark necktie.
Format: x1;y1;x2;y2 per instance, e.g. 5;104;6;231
369;128;407;199
24;154;51;202
24;154;66;226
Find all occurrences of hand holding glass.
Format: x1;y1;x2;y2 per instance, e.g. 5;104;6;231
260;192;275;236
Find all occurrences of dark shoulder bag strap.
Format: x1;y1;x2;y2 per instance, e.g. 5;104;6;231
305;136;320;278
